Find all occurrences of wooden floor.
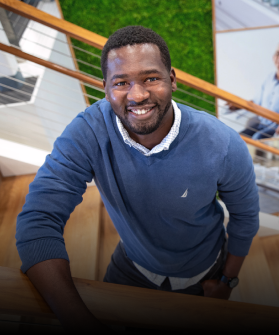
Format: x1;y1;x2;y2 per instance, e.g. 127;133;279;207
0;174;278;308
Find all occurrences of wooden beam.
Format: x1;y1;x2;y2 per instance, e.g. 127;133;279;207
1;0;279;124
1;266;279;332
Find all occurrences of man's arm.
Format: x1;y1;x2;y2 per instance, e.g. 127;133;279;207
201;253;245;299
202;129;259;300
226;102;241;111
26;259;107;332
16;114;108;330
226;100;253;112
226;77;265;112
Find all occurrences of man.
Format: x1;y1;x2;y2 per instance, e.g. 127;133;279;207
228;44;279;139
16;26;259;332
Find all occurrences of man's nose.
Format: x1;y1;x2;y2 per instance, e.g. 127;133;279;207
127;83;149;103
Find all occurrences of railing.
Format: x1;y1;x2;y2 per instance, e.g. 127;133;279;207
0;0;278;119
0;42;103;90
2;41;279;156
1;0;279;158
1;266;279;332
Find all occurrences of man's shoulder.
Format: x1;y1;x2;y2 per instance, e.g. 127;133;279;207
177;102;242;154
177;102;233;133
82;98;112;122
60;99;114;144
70;98;115;135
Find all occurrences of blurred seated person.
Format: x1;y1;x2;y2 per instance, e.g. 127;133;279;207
227;44;279;140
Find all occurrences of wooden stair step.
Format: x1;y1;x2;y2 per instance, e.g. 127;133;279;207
0;174;36;269
63;185;102;281
230;234;279;307
97;203;120;281
260;234;279;298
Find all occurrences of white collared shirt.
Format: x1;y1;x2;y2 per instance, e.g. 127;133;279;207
116;100;181;156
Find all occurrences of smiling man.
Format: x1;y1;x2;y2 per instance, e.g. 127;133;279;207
16;26;259;332
103;42;175;150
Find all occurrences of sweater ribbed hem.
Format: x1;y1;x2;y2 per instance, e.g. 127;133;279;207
17;238;69;273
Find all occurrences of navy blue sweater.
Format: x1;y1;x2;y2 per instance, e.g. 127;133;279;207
16;99;259;276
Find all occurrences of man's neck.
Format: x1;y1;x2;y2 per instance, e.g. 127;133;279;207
126;105;174;150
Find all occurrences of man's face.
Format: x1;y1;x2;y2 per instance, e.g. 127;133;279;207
273;45;279;72
103;43;177;136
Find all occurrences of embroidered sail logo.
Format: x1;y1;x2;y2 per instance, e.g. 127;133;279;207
181;188;188;198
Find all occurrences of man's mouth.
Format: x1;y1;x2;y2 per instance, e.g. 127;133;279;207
127;105;156;115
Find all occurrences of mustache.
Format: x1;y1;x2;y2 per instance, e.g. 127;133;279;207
126;100;156;108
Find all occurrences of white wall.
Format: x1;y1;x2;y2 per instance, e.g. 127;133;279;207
216;27;279;131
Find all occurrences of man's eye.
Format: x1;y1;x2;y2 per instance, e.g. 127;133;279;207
115;82;126;86
146;77;158;82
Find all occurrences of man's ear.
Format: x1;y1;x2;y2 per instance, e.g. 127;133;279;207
103;79;110;101
170;68;177;92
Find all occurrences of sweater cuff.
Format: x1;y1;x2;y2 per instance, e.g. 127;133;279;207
17;238;69;273
227;235;254;257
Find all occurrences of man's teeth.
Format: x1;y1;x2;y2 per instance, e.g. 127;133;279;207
130;108;153;115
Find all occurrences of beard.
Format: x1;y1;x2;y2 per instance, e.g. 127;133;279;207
117;100;172;135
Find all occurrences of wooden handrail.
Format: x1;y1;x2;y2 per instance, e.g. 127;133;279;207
240;135;279;156
0;43;104;90
1;0;279;124
0;0;107;50
174;68;279;123
1;42;279;157
1;266;279;332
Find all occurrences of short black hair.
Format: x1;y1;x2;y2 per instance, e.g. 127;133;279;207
101;25;171;80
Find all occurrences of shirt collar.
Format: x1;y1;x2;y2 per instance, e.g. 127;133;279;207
116;100;181;156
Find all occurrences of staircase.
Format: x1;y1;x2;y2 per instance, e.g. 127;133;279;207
0;174;278;306
0;174;279;332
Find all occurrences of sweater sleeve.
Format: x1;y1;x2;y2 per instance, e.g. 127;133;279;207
16;114;95;273
217;130;259;257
